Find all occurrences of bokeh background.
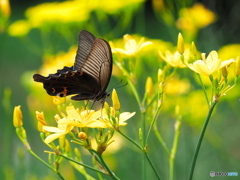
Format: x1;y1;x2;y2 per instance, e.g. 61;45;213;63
1;0;240;179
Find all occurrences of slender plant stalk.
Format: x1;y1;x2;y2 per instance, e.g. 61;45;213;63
169;120;181;180
60;154;106;175
197;74;210;107
117;130;161;180
28;149;65;180
116;130;142;151
188;101;217;180
153;125;170;156
145;105;161;145
86;150;120;180
145;153;162;180
97;154;120;180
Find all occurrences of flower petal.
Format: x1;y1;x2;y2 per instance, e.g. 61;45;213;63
43;126;65;133
45;132;67;144
119;112;136;124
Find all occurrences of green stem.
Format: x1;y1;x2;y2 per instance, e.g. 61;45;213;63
145;153;162;180
145;105;161;145
188;101;217;180
98;154;120;180
87;149;120;180
169;120;181;180
60;154;108;176
127;78;142;110
116;130;142;151
28;149;65;180
117;130;161;180
153;125;170;156
197;74;210;108
141;111;146;180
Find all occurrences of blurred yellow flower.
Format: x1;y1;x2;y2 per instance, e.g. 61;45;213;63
234;56;240;77
187;50;235;76
25;1;92;27
218;44;240;60
111;34;152;56
165;77;191;95
9;0;143;30
8;20;30;37
38;46;77;76
0;0;10;17
97;0;144;14
177;3;216;35
159;49;189;68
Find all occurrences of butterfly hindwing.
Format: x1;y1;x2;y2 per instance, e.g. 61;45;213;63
33;67;99;97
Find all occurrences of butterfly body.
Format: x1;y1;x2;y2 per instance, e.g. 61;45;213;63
33;30;112;102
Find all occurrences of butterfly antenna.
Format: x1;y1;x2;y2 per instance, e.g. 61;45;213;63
107;79;128;93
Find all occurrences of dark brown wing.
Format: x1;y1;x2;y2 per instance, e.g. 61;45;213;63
80;38;112;97
74;30;96;70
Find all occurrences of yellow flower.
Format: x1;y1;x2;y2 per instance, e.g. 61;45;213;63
218;44;240;60
187;50;235;76
8;20;30;37
165;77;191;95
234;56;240;77
13;105;23;127
96;107;135;127
177;3;216;32
112;34;152;56
43;119;74;144
58;105;108;128
159;50;188;68
0;0;11;17
25;1;92;27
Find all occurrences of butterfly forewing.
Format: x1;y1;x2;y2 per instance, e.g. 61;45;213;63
74;30;96;70
80;38;112;91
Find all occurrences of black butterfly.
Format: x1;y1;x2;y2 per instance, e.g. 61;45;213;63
33;30;112;102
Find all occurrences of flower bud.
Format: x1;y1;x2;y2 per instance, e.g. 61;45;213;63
177;33;184;54
104;102;110;115
53;96;66;105
36;111;46;132
112;89;120;110
158;69;164;83
191;42;198;56
78;132;87;140
145;77;153;96
221;66;228;78
13;105;23;127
